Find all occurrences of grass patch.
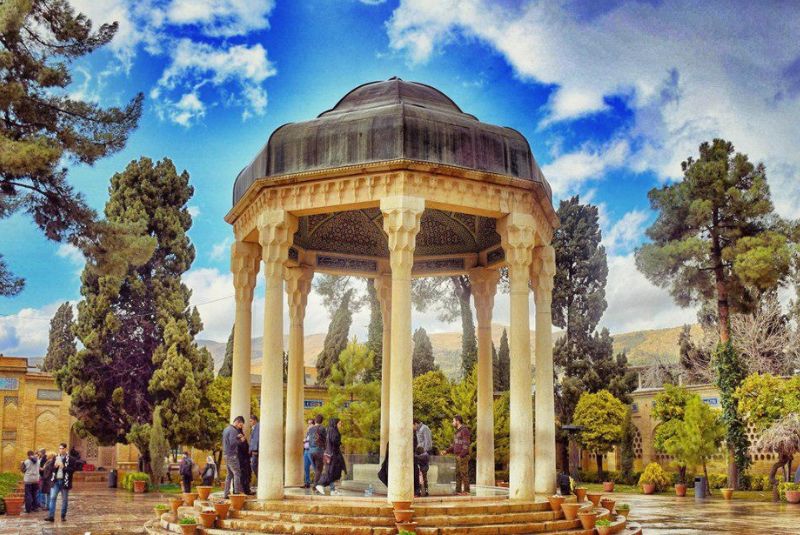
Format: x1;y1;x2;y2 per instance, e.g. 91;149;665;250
0;472;21;499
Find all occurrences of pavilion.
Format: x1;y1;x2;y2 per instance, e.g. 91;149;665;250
224;77;559;504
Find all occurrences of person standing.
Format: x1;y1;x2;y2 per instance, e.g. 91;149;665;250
315;418;346;495
237;429;252;494
36;448;47;510
201;455;217;486
45;443;75;522
223;416;245;499
414;418;433;454
40;454;55;511
415;446;430;497
178;451;193;493
22;450;40;513
309;414;326;487
303;418;315;488
249;415;259;484
445;415;471;496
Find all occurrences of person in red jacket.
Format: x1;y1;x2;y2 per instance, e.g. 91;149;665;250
445;415;471;495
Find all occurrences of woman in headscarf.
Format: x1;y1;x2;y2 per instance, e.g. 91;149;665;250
315;418;347;495
201;455;218;486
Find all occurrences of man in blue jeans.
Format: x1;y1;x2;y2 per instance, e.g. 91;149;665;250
45;443;75;522
302;419;314;488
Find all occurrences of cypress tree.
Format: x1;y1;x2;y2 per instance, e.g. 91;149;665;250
454;276;478;378
218;325;234;377
412;327;437;377
58;157;204;447
365;278;383;381
496;328;510;391
492;342;500;392
148;407;169;485
0;0;143;295
42;302;76;372
316;289;353;384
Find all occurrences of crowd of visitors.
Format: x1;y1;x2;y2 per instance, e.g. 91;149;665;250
18;442;76;522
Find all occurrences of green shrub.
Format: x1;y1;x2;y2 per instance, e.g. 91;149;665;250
616;503;630;511
0;472;22;499
638;463;670;492
121;471;151;492
595;519;612;527
779;481;800;501
179;516;197;525
707;473;727;490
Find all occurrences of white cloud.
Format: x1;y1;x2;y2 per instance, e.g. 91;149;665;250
602;209;649;256
165;0;274;37
167;92;206;127
542;139;629;198
0;302;71;357
187;205;201;218
387;0;800;218
209;237;232;261
56;244;84;265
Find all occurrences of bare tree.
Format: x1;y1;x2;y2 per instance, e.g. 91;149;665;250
639;355;680;389
755;414;800;502
731;294;797;375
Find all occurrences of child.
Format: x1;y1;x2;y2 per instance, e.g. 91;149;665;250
414;446;430;497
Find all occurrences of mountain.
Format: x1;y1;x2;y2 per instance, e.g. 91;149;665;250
199;323;693;381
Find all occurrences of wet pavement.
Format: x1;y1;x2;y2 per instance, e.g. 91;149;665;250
0;487;797;534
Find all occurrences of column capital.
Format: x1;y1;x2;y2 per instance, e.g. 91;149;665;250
231;241;260;302
531;244;556;306
469;268;500;326
381;196;425;275
257;210;298;279
498;212;537;271
285;266;314;325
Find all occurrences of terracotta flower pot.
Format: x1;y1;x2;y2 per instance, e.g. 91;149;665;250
394;509;414;523
597;526;613;535
3;496;23;516
786;490;800;504
547;494;565;513
199;511;217;528
154;507;168;519
600;498;615;513
395;521;417;534
721;488;733;500
561;502;582;520
587;492;603;506
602;481;615;492
642;483;656;495
197;486;212;500
179;523;197;535
229;493;247;511
617;507;630;519
213;502;230;520
393;500;413;511
675;483;687;497
577;511;597;530
170;497;184;515
574;487;587;502
183;492;198;506
133;480;147;493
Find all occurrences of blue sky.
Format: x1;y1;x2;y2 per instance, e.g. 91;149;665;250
2;0;799;356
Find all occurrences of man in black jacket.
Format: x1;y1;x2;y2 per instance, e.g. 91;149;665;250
223;416;245;498
45;443;75;522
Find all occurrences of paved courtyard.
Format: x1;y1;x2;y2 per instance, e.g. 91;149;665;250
0;488;798;534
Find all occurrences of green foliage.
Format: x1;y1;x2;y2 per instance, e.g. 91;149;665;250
121;471;151;492
316;289;353;384
364;278;383;382
218;325;234;378
652;384;692;453
638;462;670;491
179;516;197;525
707;473;729;490
42;302;75;372
317;338;380;453
595;519;612;527
495;329;510;392
735;373;800;431
149;407;170;485
0;0;143;295
572;390;627;457
493;391;510;468
713;341;751;485
0;472;22;499
0;257;23;297
205;375;258;463
619;409;636;484
666;396;724;475
455;277;478;379
58;157;202;447
412;370;451;441
435;369;477;454
412;327;437;377
616;503;630;511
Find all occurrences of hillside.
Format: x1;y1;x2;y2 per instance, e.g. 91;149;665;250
199;323;693;381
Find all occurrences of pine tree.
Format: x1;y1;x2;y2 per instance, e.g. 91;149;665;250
57;157;202;447
412;327;437;377
316;289;353;384
619;408;636;485
364;278;383;381
149;407;170;485
42;302;76;372
0;0;143;295
636;139;792;487
496;329;510;391
218;325;234;377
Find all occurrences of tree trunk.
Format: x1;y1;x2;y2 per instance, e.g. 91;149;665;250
678;464;686;486
703;461;711;497
569;439;580;481
558;439;569;476
596;453;603;477
769;454;790;503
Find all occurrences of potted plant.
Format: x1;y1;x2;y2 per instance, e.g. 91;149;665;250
213;500;231;520
638;462;669;495
178;515;198;535
3;495;24;516
199;509;217;528
721;487;734;500
547;494;565;512
197;485;212;500
574;486;587;502
586;491;602;506
170;496;184;515
600;497;615;514
602;479;615;492
674;462;687;497
183;491;199;506
561;502;582;520
394;508;414;523
125;471;151;493
784;483;800;504
595;518;613;535
393;500;412;512
229;493;247;511
577;509;597;530
616;503;630;519
154;504;169;519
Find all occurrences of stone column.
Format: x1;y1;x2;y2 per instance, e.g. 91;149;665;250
470;267;500;489
532;244;557;495
498;212;536;501
256;210;297;500
374;274;392;461
381;196;424;503
230;241;260;428
284;266;313;487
